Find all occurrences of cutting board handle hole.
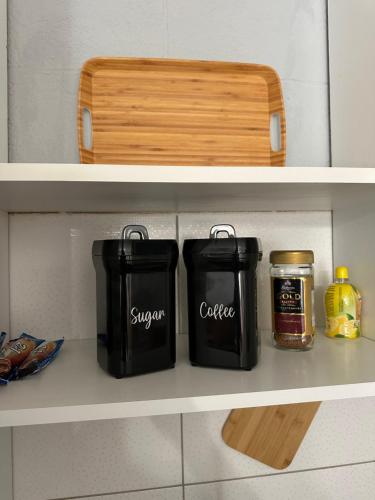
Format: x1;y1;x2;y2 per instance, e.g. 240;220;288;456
270;113;281;152
82;107;93;150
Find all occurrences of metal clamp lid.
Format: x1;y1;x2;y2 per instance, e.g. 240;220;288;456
121;225;149;240
209;224;236;239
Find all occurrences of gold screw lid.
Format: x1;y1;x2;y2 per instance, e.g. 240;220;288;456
270;250;314;264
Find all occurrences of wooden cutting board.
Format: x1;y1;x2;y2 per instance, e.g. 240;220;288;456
222;402;321;470
78;57;286;166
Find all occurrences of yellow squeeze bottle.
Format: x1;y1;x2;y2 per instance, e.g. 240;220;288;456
325;266;361;339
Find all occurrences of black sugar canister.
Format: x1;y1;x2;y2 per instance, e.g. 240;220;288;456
92;225;178;378
183;224;262;370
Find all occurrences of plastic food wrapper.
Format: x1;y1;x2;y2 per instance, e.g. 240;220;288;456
17;339;64;378
0;333;44;384
0;331;6;350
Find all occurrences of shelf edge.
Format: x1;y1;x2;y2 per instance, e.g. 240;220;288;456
1;381;375;428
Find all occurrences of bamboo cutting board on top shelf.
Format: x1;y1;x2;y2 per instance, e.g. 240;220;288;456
78;57;286;166
222;402;321;470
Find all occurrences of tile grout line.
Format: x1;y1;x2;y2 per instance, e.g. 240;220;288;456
49;459;375;499
50;483;183;500
7;209;14;500
176;213;181;335
163;0;170;58
184;458;375;488
10;427;14;500
325;0;333;168
6;0;9;163
181;413;185;500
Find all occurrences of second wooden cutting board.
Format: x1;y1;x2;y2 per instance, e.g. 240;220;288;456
222;402;321;470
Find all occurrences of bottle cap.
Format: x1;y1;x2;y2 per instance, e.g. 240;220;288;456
270;250;314;264
336;266;349;279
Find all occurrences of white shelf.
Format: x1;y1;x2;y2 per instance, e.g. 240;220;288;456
2;332;375;427
1;164;375;212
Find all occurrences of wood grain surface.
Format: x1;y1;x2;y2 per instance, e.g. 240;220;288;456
222;402;321;470
78;57;286;166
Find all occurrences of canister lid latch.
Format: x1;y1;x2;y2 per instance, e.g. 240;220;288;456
122;225;149;240
209;224;236;239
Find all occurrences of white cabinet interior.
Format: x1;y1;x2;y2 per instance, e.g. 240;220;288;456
0;0;6;162
0;165;374;427
3;2;375;499
329;0;375;167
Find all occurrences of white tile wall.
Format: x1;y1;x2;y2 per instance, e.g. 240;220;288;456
166;0;327;82
75;488;183;500
178;212;332;333
8;0;167;164
0;428;12;500
0;211;9;333
9;0;167;69
9;211;332;340
9;213;177;340
8;69;79;164
182;397;375;483
8;0;329;166
13;415;182;500
282;80;329;166
12;399;375;500
166;0;329;167
185;462;375;500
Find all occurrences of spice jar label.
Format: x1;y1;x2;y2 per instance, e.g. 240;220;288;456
273;278;306;334
270;250;314;350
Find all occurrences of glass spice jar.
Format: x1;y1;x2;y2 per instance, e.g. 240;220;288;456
270;250;315;350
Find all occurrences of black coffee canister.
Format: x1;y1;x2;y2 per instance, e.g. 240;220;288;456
183;224;262;370
93;225;179;378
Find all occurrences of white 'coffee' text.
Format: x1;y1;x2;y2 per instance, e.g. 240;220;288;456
199;301;235;320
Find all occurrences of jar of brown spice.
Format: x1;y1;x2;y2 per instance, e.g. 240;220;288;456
270;250;315;350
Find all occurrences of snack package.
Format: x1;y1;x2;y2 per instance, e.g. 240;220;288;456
0;332;6;350
0;333;44;384
17;339;64;378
